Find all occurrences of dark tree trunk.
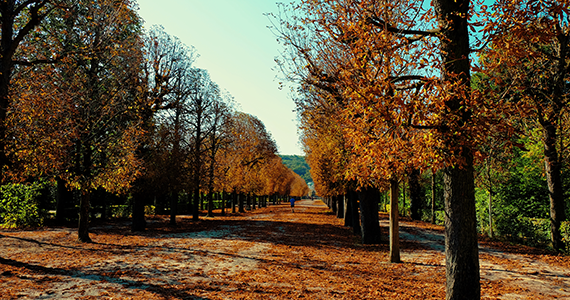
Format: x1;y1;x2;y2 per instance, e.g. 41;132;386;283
443;152;479;300
170;193;177;226
336;195;344;218
55;177;73;224
131;191;146;232
432;169;437;224
543;120;566;251
77;189;92;243
389;179;401;263
434;0;480;298
344;194;352;227
207;192;214;217
331;196;337;214
238;193;245;213
409;168;423;221
358;187;382;244
349;189;361;235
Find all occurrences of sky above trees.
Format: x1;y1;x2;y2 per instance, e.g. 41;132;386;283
135;0;302;155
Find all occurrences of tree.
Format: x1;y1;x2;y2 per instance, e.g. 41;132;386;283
131;25;198;231
482;0;570;252
10;0;146;242
275;0;486;298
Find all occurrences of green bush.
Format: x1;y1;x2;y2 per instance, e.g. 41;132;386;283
0;183;46;228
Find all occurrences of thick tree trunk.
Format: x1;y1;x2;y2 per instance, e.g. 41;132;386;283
131;191;146;232
238;193;245;213
389;179;401;263
349;190;361;235
434;0;480;298
358;187;382;244
55;178;72;224
443;152;480;300
543;121;566;252
77;190;92;243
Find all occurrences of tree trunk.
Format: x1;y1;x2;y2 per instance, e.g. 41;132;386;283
389;179;401;263
131;191;146;232
170;193;177;226
358;186;382;244
409;168;423;221
434;0;480;298
55;177;72;224
401;181;406;217
443;152;480;300
488;190;493;238
336;195;344;218
344;194;352;227
238;193;245;213
77;189;92;243
543;120;566;252
431;169;436;224
349;189;361;235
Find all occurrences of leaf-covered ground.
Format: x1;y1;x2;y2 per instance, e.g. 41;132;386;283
1;200;569;299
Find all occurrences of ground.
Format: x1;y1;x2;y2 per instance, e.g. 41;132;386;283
1;199;569;299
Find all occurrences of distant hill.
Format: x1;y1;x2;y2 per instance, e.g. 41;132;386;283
280;155;313;185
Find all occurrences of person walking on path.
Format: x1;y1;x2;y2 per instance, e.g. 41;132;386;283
290;197;296;212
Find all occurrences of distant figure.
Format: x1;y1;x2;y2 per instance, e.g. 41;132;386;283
290;197;295;212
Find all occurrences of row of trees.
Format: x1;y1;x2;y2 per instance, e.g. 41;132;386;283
0;0;308;242
272;0;570;299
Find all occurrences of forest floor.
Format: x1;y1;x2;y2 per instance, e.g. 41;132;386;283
1;200;569;299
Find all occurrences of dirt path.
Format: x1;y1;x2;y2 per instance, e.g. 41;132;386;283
0;200;569;299
391;220;570;299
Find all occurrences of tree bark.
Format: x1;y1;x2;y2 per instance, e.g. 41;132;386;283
443;152;480;300
77;189;92;243
358;186;382;244
431;169;436;224
170;193;177;226
336;195;344;218
344;194;352;227
349;189;361;236
389;179;401;263
434;0;480;298
543;120;566;251
131;191;146;232
409;168;424;221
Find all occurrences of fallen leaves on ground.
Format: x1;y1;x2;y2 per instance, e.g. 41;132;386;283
0;200;568;299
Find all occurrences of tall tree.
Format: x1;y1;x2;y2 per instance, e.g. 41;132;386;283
483;0;570;252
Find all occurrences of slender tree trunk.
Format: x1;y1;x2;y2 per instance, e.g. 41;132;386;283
401;181;406;217
488;190;493;238
170;193;177;226
336;195;344;218
389;178;401;263
543;120;566;252
432;169;436;224
358;186;382;244
344;194;352;227
232;192;237;213
409;168;423;220
207;191;214;217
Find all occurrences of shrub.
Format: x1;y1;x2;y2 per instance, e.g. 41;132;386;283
0;183;46;228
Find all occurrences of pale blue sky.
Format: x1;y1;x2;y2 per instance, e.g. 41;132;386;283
135;0;302;155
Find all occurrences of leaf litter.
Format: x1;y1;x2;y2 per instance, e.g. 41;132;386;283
0;200;569;299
